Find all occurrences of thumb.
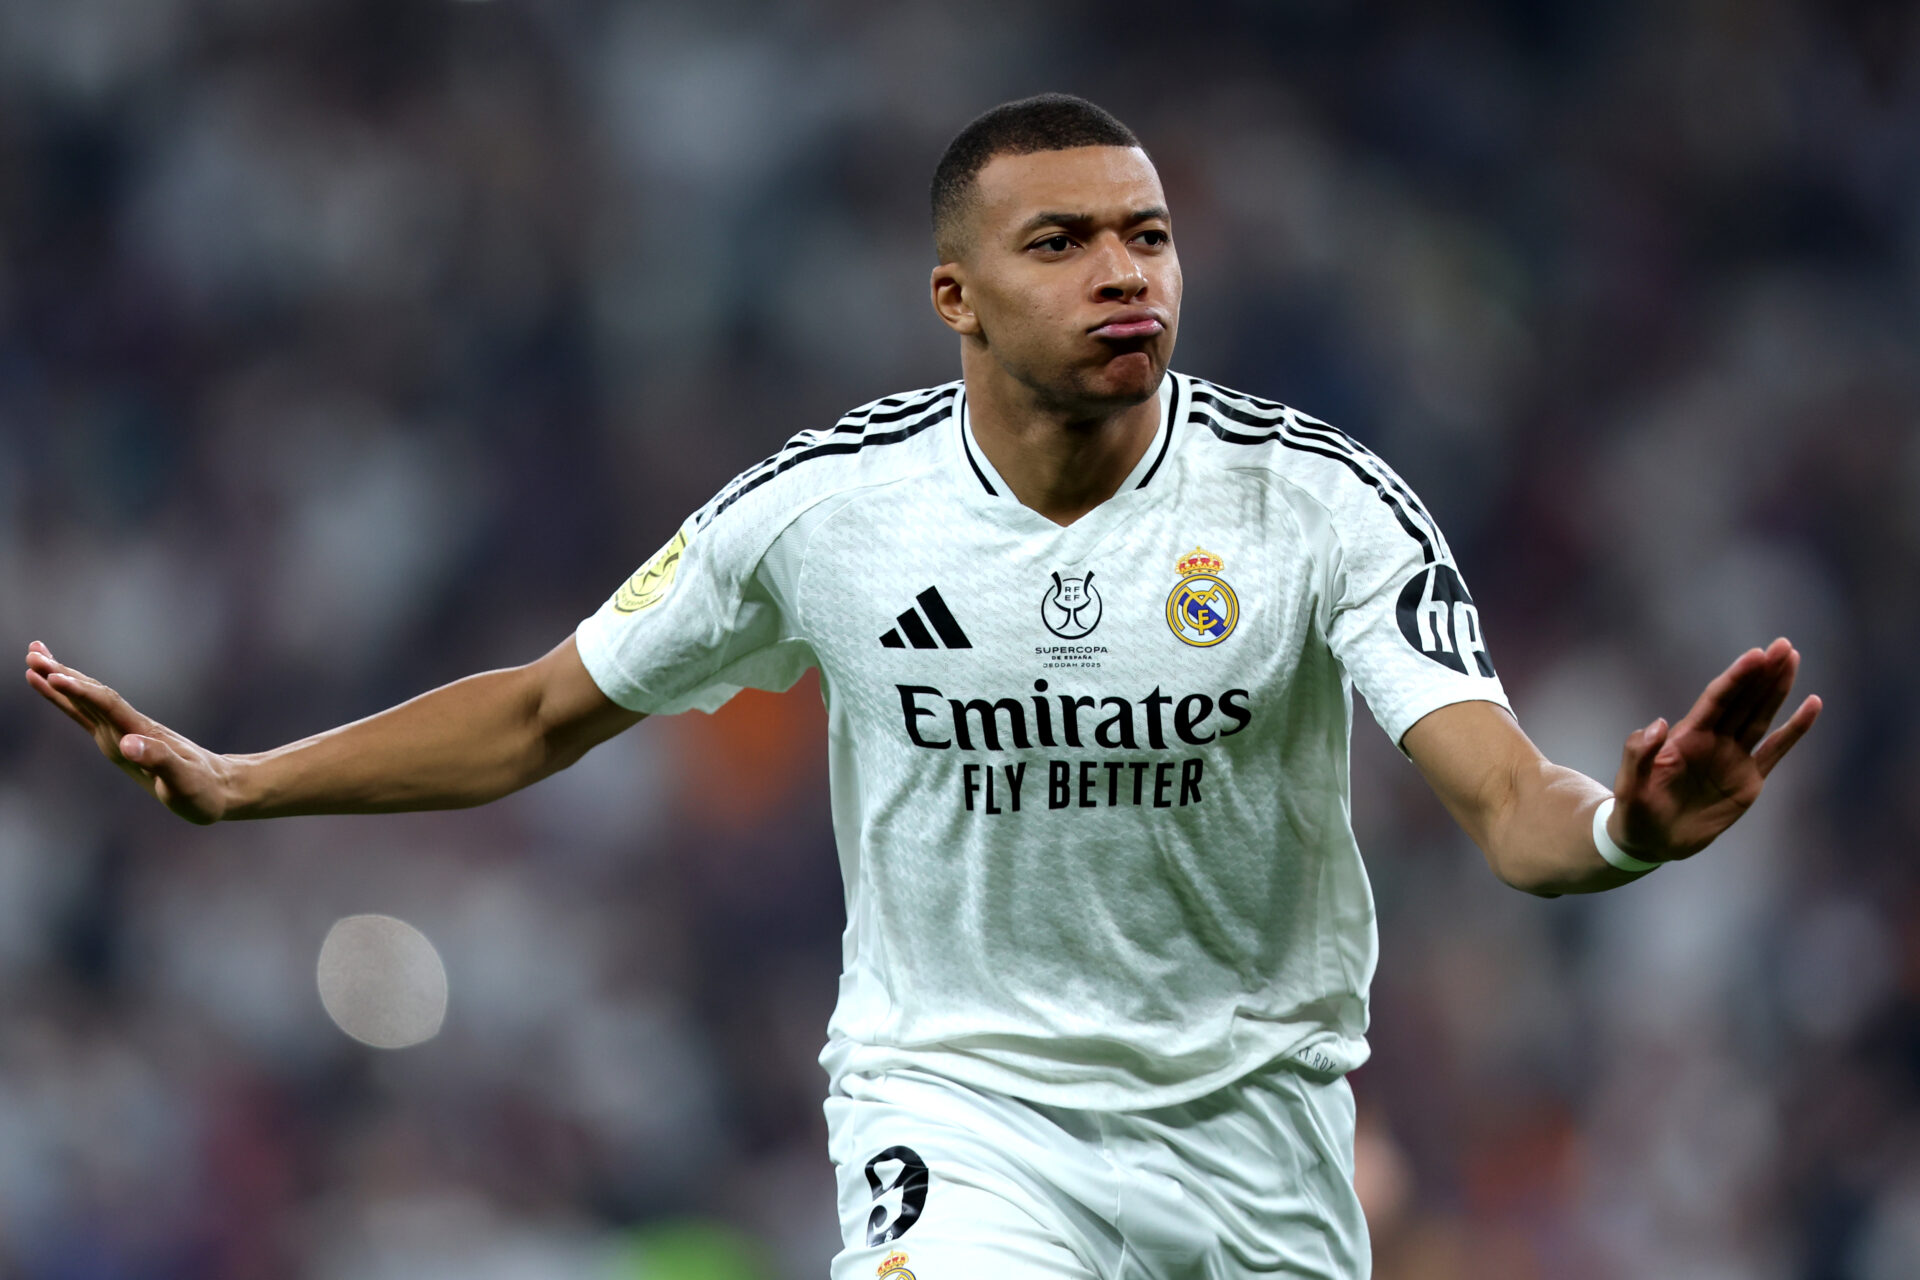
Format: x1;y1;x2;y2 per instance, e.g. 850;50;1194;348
121;732;188;788
121;733;164;766
1615;717;1669;794
122;734;219;823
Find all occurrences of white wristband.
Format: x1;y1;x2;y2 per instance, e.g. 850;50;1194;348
1592;797;1660;873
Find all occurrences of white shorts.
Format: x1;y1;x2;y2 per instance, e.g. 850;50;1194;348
825;1064;1369;1280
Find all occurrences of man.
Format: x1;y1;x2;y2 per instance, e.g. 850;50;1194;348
25;95;1819;1278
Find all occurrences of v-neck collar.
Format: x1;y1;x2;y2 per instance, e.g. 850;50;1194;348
952;372;1184;538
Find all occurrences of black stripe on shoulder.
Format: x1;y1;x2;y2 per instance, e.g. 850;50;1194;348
1135;375;1181;490
834;385;958;434
1190;392;1436;564
1188;386;1441;537
1275;415;1440;536
723;385;957;498
703;388;957;524
706;386;956;511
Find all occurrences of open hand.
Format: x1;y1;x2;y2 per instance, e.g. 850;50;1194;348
1610;637;1821;862
24;642;233;824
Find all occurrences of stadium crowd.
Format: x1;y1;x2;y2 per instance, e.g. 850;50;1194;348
1;1;1916;1276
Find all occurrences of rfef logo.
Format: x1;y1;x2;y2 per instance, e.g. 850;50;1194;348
1395;564;1495;677
1042;570;1103;639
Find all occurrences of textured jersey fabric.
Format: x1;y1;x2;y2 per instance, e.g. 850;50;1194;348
576;371;1510;1110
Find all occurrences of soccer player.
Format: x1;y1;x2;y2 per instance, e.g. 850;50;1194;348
25;95;1819;1278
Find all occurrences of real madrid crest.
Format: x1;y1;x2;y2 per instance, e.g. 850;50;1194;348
876;1251;915;1280
1166;547;1239;646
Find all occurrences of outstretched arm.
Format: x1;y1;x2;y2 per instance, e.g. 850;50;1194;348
23;636;643;825
1404;637;1821;896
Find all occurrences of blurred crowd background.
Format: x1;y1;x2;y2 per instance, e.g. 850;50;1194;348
2;0;1917;1276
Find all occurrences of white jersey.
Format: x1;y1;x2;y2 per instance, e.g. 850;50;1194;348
576;371;1509;1110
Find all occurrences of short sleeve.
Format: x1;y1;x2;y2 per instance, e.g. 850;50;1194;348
575;503;815;716
1321;472;1510;751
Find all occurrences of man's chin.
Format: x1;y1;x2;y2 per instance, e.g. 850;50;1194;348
1085;349;1165;404
1004;346;1169;417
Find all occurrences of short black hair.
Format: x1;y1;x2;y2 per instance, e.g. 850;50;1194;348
931;93;1142;262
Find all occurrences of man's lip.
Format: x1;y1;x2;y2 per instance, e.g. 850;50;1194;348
1089;317;1165;340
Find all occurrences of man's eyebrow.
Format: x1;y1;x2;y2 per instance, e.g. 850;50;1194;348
1015;206;1170;236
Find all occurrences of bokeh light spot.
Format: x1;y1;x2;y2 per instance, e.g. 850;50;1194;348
316;913;449;1049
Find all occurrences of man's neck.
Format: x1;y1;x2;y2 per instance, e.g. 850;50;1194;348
963;363;1163;527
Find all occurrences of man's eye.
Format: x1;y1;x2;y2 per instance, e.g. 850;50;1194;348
1032;235;1074;253
1136;229;1170;247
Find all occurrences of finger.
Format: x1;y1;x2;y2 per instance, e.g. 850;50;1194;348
1678;647;1768;733
25;641;76;667
1727;644;1799;750
1754;694;1822;777
47;676;141;747
47;671;151;737
25;669;95;733
1709;639;1793;738
43;672;114;733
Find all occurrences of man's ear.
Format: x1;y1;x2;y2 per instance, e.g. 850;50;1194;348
930;262;980;337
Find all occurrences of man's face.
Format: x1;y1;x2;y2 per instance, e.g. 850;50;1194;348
938;146;1181;413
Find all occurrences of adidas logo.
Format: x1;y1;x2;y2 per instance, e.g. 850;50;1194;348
880;587;972;650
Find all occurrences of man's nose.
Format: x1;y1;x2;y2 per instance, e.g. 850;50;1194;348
1091;235;1148;300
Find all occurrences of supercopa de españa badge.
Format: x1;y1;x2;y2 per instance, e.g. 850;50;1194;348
613;527;689;613
1166;547;1239;646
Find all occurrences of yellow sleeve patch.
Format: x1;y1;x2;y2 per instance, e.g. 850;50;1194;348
612;527;690;613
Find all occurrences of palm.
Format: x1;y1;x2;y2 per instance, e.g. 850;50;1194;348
1611;638;1820;862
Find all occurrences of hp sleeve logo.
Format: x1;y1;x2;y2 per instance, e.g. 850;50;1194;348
1395;565;1496;677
